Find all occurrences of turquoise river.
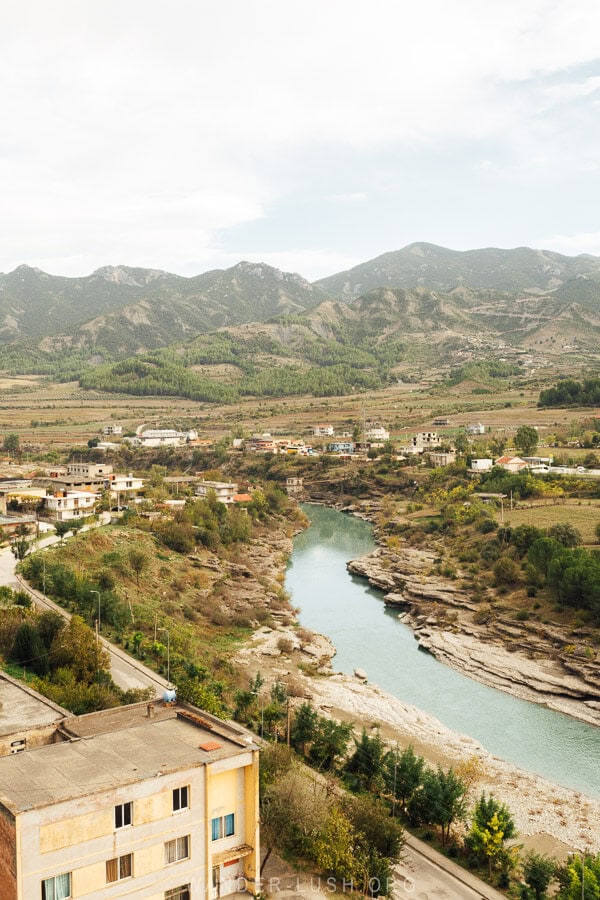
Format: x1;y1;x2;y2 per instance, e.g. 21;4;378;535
285;504;600;797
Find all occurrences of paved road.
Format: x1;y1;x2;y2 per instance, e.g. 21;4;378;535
0;520;167;697
395;837;505;899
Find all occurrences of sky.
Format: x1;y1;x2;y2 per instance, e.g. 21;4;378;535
2;0;600;280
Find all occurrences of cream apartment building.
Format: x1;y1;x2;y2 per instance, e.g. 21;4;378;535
0;693;259;900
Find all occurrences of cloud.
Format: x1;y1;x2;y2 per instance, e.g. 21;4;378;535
534;232;600;257
1;1;600;274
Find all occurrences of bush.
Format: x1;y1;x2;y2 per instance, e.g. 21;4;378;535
493;556;521;586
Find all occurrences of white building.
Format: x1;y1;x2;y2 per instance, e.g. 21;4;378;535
0;688;260;900
466;422;486;436
195;481;239;505
470;458;494;473
106;473;144;499
128;430;198;448
102;424;123;436
411;431;441;450
365;426;390;442
313;425;334;437
45;490;97;521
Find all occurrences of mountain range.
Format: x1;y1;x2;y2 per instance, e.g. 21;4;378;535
2;243;600;396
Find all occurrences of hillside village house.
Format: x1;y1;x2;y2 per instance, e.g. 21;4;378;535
365;426;390;443
106;472;144;500
466;422;485;435
328;441;355;454
102;424;123;436
428;450;457;467
470;458;494;473
195;481;239;505
285;476;304;495
410;431;441;451
313;425;334;437
45;490;97;521
0;675;259;900
127;429;198;448
494;455;528;473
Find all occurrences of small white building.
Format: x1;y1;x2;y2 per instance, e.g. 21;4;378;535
313;425;334;437
195;481;239;505
106;473;144;498
365;426;390;442
466;422;486;436
471;458;494;473
45;491;97;521
286;477;304;495
102;424;123;436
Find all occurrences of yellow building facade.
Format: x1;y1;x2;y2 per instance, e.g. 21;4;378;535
0;696;259;900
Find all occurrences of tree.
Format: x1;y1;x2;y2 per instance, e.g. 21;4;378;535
345;728;386;793
128;549;149;588
3;433;20;454
455;432;469;455
489;436;507;457
466;793;516;876
522;852;556;899
547;522;582;548
384;745;425;815
12;623;48;676
54;520;73;542
515;425;539;456
309;717;352;771
493;555;521;586
11;535;30;561
313;808;359;884
291;702;318;756
410;767;467;845
49;615;110;684
556;852;600;899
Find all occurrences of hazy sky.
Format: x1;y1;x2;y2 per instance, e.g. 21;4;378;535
2;0;600;279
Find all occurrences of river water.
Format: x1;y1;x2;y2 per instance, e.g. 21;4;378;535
285;504;600;797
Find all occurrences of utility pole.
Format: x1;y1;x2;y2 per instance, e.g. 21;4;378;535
286;698;291;747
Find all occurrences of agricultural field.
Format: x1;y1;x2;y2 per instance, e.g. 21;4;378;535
500;500;600;544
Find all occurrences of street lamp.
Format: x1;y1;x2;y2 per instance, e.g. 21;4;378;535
251;690;264;739
158;627;170;685
90;590;101;633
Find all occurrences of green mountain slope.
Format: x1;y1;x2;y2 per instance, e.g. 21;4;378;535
315;242;600;300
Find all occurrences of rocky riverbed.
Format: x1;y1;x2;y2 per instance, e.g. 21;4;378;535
347;547;600;727
239;625;599;858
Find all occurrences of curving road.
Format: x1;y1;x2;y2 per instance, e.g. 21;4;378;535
0;521;166;697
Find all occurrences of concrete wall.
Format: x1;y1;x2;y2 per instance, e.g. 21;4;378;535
17;750;258;899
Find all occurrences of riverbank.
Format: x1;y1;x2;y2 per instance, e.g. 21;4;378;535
347;540;600;728
238;625;599;859
311;493;600;729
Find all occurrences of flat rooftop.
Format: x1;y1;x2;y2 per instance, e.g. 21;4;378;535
0;701;256;814
0;675;67;737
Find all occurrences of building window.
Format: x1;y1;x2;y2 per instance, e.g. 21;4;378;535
165;836;190;865
165;885;190;900
106;853;133;883
115;801;132;828
173;786;189;812
211;813;235;841
41;873;71;900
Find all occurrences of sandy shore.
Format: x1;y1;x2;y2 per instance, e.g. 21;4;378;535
240;627;599;859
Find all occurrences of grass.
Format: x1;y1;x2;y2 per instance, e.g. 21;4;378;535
500;501;600;543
